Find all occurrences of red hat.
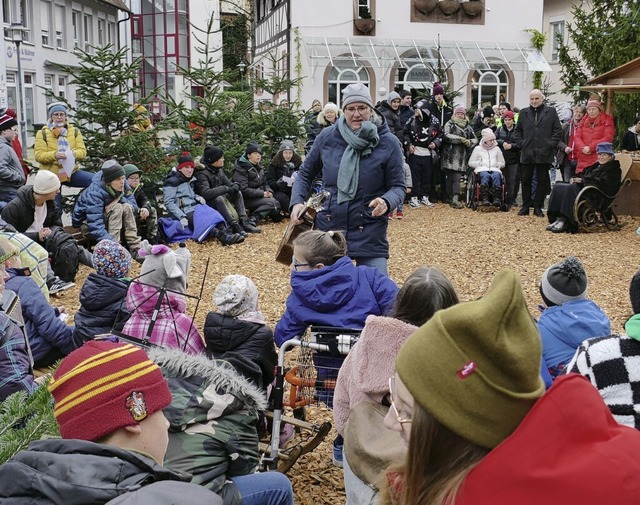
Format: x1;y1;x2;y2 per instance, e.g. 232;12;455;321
0;113;17;132
586;99;602;110
48;341;172;441
177;151;195;171
502;110;515;119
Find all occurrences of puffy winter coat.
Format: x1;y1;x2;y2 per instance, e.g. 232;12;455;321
514;104;563;165
150;348;266;504
204;312;277;387
538;299;610;378
377;101;404;144
71;171;138;242
495;125;520;165
194;164;235;203
232;157;272;200
468;145;506;173
274;256;398;347
574;111;615;172
291;114;405;259
74;272;131;345
0;136;26;196
0;438;223;504
333;315;416;435
163;168;198;220
5;267;76;362
266;151;302;193
621;126;640;152
0;309;36;402
455;375;640;504
34;124;86;175
1;185;62;242
442;120;477;172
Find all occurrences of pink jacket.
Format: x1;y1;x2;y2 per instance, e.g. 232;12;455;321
334;316;417;435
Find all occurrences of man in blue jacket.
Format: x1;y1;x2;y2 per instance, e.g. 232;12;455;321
290;83;405;275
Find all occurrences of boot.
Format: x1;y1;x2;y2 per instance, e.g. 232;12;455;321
533;207;545;218
215;227;245;246
230;220;248;238
491;187;501;207
450;194;463;209
240;217;262;234
480;185;490;206
518;206;530;216
270;210;284;223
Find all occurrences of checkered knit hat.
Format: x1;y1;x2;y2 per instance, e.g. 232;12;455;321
93;239;132;279
630;270;640;315
540;256;588;306
48;341;172;441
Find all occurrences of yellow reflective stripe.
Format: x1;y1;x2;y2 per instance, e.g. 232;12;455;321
54;362;158;416
49;345;141;392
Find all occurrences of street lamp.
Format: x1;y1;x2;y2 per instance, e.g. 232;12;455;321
10;22;28;150
237;61;246;92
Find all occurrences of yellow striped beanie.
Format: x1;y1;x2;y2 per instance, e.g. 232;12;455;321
48;341;172;441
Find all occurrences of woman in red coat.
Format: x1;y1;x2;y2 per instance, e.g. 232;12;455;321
574;98;614;174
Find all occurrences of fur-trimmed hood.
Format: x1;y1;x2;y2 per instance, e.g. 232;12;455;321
148;347;267;414
317;108;342;127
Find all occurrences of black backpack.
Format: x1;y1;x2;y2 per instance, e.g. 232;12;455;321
45;228;80;282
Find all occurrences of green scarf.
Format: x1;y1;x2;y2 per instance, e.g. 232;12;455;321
452;117;468;127
625;313;640;341
336;115;379;204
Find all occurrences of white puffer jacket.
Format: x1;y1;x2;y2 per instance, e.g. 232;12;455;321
468;145;506;173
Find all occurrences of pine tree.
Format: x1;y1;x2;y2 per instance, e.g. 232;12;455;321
557;0;640;144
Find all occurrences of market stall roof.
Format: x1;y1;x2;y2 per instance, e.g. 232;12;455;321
579;56;640;113
302;37;551;73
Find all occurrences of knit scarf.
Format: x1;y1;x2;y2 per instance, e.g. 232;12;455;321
48;121;69;153
336;115;379;204
451;117;468;128
625;313;640;342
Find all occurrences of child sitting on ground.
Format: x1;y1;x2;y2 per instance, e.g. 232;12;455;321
204;274;277;389
468;128;506;207
124;163;158;244
123;240;205;355
1;238;78;368
74;239;133;345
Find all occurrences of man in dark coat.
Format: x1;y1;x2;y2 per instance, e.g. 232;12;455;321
514;89;563;217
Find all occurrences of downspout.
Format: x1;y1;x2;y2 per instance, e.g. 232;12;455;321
286;0;291;104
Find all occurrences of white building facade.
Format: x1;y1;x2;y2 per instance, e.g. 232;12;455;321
253;0;551;112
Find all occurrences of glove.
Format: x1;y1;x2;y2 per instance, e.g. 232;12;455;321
462;138;471;147
195;195;206;205
228;183;240;195
180;217;189;229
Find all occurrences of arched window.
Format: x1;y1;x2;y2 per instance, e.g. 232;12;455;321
395;64;436;93
470;65;510;109
327;62;370;107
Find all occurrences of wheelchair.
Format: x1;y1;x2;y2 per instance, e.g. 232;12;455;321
466;169;508;211
573;179;631;233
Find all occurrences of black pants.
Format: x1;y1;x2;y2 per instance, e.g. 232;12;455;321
521;163;551;209
408;154;433;199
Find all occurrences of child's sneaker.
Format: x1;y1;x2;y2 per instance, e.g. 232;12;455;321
409;196;422;208
389;211;396;219
332;439;344;468
396;210;404;219
279;424;295;448
421;196;435;207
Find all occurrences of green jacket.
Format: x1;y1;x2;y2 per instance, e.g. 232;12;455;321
149;348;266;505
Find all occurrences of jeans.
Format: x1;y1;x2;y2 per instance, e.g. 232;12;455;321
352;256;388;276
55;169;94;214
477;171;502;186
230;472;294;505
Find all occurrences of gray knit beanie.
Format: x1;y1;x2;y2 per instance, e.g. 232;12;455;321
387;91;401;105
540;256;588;306
342;83;373;109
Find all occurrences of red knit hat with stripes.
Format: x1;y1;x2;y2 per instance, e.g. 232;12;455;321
48;341;172;441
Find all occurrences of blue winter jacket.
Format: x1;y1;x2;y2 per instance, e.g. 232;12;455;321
290;114;405;259
71;171;138;241
538;299;611;378
0;309;36;402
274;256;398;347
163;168;197;220
5;267;76;362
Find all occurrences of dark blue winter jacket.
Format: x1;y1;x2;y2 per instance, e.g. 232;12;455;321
291;114;405;259
0;309;36;402
5;267;76;362
71;171;138;242
274;256;398;347
538;299;611;378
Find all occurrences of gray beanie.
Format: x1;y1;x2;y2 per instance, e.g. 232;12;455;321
278;139;295;153
540;256;588;306
342;83;374;109
387;91;401;105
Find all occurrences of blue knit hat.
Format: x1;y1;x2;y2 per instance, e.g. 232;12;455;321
48;102;68;117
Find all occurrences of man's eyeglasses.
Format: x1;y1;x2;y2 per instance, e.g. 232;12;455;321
344;105;370;115
388;375;412;425
292;256;310;271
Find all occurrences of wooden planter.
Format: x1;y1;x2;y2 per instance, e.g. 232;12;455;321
354;18;376;34
462;1;484;16
438;0;461;15
415;0;437;15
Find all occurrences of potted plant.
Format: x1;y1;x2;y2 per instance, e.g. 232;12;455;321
462;0;484;16
438;0;461;15
415;0;437;15
354;5;376;34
